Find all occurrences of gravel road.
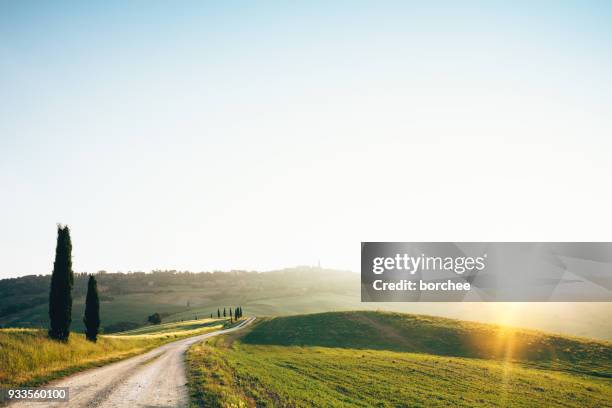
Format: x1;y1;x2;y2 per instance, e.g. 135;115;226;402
8;317;255;408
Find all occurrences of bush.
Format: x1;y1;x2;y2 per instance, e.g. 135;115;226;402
148;313;162;325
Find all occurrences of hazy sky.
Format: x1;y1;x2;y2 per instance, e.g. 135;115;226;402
1;1;612;278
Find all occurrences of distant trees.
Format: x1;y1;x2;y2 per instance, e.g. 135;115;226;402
207;306;245;322
83;275;100;342
148;312;162;325
48;225;74;341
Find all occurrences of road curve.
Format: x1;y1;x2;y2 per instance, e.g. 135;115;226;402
9;317;255;408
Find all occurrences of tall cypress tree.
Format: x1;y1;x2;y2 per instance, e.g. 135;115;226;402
48;225;74;341
223;307;226;317
217;308;220;318
83;275;100;342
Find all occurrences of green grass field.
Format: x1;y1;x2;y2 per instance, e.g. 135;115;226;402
0;318;230;387
186;311;612;408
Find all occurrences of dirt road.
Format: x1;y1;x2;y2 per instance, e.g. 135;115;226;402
9;317;255;408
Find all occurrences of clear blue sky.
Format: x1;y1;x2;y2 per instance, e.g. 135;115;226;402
2;1;612;277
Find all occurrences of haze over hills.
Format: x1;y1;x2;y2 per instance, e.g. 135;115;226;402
1;267;611;340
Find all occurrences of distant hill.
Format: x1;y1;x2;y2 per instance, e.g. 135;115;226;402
0;268;360;332
2;269;611;341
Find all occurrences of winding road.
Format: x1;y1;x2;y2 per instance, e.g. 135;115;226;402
9;317;255;408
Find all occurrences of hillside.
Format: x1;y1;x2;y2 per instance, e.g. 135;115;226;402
187;311;612;407
2;269;611;341
241;311;612;377
0;268;358;332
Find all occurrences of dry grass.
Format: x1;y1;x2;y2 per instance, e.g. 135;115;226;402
0;318;230;387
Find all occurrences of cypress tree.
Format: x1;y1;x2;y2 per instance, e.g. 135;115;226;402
217;308;220;318
83;275;100;342
48;225;74;341
223;307;226;317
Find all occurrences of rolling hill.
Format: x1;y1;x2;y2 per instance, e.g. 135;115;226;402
187;311;612;407
0;268;359;332
1;268;611;341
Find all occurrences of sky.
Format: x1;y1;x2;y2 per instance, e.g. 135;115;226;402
1;1;612;278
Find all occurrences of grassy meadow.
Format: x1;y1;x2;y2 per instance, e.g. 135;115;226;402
186;311;612;408
0;318;230;387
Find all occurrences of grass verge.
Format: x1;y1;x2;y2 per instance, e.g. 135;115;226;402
0;318;230;387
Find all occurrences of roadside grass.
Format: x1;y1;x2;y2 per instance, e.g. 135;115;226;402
186;312;612;408
107;318;227;338
0;318;230;387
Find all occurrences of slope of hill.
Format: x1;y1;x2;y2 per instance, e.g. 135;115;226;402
242;311;612;377
187;311;612;408
1;269;611;341
0;268;359;332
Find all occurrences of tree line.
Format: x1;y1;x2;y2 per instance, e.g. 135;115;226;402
214;306;244;323
151;306;246;325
